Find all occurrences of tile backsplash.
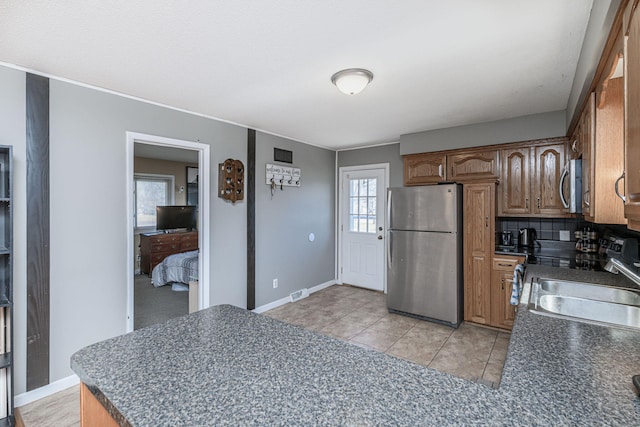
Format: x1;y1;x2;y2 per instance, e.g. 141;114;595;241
497;217;640;244
497;218;579;243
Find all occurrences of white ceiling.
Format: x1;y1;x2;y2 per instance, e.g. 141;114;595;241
0;0;593;150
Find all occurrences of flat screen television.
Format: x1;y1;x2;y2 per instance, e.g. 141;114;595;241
156;205;197;231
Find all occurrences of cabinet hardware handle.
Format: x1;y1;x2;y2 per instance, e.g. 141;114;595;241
525;198;528;209
498;263;512;267
501;278;504;290
571;140;578;152
537;197;540;209
438;164;443;178
584;190;590;207
485;216;488;228
615;171;626;203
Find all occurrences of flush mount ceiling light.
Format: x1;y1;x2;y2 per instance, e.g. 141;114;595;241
331;68;374;95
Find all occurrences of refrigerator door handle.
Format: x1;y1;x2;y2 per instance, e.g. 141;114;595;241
387;190;393;269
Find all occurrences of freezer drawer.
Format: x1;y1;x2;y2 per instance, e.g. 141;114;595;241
387;230;462;326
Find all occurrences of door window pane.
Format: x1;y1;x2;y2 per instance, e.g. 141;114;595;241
348;177;377;233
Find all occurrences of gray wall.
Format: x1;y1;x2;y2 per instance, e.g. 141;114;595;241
47;79;248;385
337;143;403;188
399;111;566;155
0;64;338;393
566;0;621;127
0;66;27;396
255;132;335;307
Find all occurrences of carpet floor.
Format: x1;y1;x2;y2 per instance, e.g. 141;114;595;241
134;274;189;330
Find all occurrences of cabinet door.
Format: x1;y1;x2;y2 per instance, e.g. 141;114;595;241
463;183;494;325
490;270;516;329
533;142;567;216
448;149;499;182
569;123;582;160
581;93;595;218
499;147;531;215
490;256;525;330
403;153;446;185
625;1;640;230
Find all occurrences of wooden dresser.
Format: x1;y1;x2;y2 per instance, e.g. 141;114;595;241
140;231;198;275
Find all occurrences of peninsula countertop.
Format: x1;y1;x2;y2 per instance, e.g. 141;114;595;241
71;268;640;425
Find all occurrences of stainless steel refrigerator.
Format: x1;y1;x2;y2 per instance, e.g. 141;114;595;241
387;184;463;327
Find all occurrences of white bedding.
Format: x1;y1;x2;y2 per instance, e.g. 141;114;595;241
151;250;199;287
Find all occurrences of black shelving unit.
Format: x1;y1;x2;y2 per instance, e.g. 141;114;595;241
0;147;13;425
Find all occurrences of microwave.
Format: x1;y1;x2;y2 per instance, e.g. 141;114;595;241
560;159;582;213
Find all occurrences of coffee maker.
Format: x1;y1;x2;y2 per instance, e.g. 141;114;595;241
518;228;537;248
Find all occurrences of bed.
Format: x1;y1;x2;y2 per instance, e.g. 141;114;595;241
151;250;199;287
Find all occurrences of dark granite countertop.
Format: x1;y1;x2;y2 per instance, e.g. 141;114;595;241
71;267;640;425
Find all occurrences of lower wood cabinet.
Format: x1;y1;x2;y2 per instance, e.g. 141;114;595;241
463;182;495;325
491;255;526;330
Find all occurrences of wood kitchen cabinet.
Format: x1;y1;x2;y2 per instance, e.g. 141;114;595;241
498;139;569;217
491;256;525;330
578;93;595;217
448;149;499;182
587;79;626;223
499;146;531;215
624;0;640;230
463;182;495;325
403;153;446;185
533;142;567;216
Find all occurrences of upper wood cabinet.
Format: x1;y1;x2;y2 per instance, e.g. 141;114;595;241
624;0;640;230
499;146;531;215
497;139;569;217
404;153;446;185
404;149;498;186
533;142;567;216
579;93;595;217
448;149;499;182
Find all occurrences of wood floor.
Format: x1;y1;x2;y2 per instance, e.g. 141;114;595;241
16;284;510;425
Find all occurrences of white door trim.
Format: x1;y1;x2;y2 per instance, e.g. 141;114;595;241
337;163;389;292
125;131;211;332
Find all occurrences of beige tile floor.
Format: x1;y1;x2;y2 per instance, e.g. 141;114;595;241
263;284;511;385
16;284;511;426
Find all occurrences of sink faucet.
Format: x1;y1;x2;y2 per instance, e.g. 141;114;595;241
604;258;640;287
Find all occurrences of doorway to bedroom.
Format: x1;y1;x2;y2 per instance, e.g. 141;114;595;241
126;132;211;332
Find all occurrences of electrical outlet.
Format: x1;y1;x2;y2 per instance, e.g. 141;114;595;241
273;278;278;289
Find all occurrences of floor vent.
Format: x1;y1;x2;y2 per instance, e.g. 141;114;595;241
290;288;309;302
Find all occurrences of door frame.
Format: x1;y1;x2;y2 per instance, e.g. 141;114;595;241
125;131;211;332
337;163;389;292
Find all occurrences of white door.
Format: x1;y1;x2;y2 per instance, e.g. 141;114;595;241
340;167;386;291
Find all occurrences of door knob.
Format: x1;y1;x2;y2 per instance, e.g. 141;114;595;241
378;226;383;231
377;235;383;240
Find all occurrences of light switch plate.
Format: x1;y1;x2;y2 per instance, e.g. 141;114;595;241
559;230;570;241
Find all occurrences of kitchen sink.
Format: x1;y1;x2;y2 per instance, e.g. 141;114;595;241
528;279;640;329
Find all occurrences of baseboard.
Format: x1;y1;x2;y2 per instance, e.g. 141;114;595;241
252;279;336;314
14;374;80;407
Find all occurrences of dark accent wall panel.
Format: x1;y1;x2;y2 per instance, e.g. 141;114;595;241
26;73;50;391
247;129;256;310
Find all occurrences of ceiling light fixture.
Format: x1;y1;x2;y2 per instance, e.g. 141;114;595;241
331;68;374;95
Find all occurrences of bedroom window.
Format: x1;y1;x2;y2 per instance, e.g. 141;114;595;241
134;173;175;231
